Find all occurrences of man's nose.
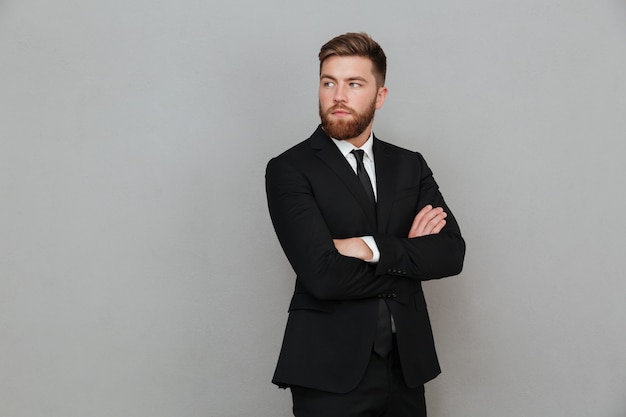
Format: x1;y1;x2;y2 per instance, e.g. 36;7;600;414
333;85;347;103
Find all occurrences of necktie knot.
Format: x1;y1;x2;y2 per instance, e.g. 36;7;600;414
352;149;366;164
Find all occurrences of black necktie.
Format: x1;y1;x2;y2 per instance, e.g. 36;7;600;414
351;149;376;210
351;149;392;357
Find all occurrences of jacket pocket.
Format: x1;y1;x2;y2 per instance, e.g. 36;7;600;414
288;292;334;313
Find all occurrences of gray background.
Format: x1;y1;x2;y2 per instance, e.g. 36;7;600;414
1;0;625;416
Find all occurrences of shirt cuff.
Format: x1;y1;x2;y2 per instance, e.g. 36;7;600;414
360;236;380;263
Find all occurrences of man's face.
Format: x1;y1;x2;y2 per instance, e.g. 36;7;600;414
318;56;387;143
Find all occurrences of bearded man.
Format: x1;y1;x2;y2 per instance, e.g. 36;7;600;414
265;32;466;417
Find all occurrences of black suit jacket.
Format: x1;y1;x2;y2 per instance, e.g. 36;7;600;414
265;126;465;393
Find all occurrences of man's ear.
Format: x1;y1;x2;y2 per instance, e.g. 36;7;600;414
375;86;388;110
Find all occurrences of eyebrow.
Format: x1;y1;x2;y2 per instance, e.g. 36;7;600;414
320;74;369;83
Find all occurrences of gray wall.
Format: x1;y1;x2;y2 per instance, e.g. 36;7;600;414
2;0;625;416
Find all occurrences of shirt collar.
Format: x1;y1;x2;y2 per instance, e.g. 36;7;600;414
331;131;375;162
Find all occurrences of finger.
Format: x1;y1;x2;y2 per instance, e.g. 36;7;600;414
408;205;431;237
409;206;445;237
417;207;444;233
429;219;447;235
422;211;447;235
409;206;435;237
411;208;447;237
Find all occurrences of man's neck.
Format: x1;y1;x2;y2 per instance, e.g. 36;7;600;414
337;121;374;148
343;132;371;148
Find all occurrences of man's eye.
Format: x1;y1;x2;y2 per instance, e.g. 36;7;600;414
323;82;335;87
349;82;361;88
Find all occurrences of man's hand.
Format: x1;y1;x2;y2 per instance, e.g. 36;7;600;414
333;237;374;261
408;205;447;238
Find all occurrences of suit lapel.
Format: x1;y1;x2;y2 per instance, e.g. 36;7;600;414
310;127;378;227
372;137;398;233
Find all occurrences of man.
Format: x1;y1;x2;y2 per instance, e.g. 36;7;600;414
265;32;465;417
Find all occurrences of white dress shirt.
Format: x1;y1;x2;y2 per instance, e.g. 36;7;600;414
331;133;380;263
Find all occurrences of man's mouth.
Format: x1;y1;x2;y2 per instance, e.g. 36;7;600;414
330;106;352;116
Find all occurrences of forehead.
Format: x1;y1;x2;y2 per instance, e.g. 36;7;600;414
320;55;375;80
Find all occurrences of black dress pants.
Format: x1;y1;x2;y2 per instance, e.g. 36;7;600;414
291;339;426;417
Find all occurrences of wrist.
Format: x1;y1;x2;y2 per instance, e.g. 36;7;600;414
360;236;379;263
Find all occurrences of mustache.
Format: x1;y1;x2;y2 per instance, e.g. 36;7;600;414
327;104;354;114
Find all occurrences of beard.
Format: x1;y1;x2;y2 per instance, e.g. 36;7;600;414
319;99;376;140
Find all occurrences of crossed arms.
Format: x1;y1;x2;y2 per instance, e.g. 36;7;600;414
266;150;465;301
333;205;448;261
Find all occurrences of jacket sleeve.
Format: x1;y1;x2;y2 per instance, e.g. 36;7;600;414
373;153;466;281
265;156;415;301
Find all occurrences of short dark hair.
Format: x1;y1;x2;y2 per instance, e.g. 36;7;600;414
318;32;387;87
